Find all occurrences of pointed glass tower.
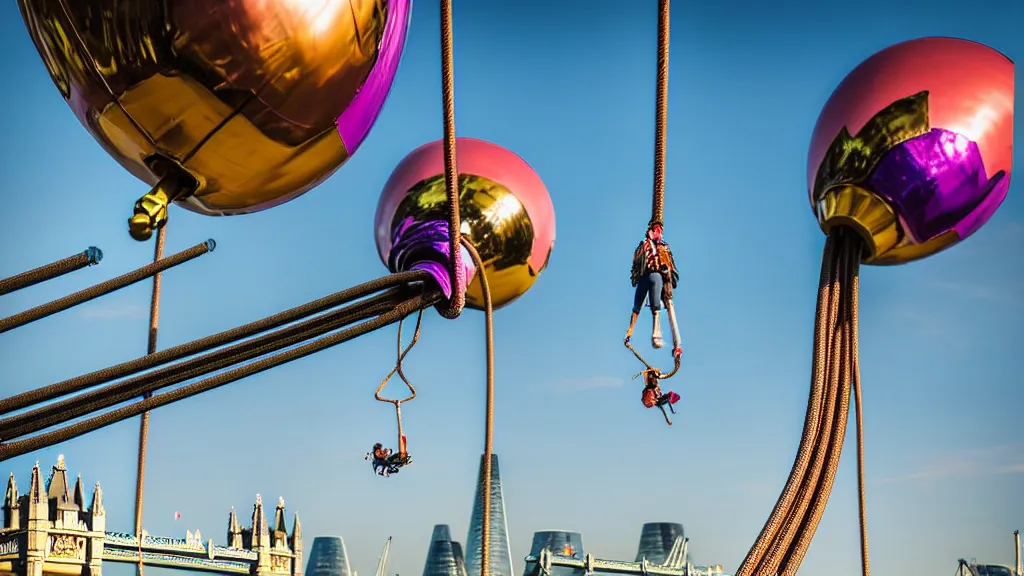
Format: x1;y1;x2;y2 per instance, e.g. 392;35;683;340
432;524;454;543
635;522;685;565
465;454;514;576
424;524;468;576
306;537;353;576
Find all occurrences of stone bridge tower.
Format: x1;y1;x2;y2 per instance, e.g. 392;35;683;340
0;456;105;576
228;495;301;576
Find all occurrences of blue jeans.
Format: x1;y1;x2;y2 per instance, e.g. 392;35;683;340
633;272;663;314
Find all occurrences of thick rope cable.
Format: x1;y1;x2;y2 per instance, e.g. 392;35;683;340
135;225;165;576
0;290;405;440
735;237;836;576
738;230;871;576
0;270;430;416
762;237;850;576
0;247;103;296
461;238;494;576
851;269;870;576
778;233;860;575
438;0;464;319
757;241;846;576
0;240;214;334
651;0;670;225
0;290;441;462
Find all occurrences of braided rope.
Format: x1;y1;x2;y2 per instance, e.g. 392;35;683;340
0;247;102;296
134;225;165;576
461;239;494;576
0;271;430;417
0;291;405;440
738;231;871;576
0;239;214;334
651;0;670;226
438;0;465;319
0;291;440;462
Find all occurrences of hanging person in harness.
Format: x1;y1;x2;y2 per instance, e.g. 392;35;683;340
367;443;393;476
640;368;681;411
626;220;682;357
637;366;681;425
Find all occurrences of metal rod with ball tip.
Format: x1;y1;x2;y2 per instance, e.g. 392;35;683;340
0;247;103;296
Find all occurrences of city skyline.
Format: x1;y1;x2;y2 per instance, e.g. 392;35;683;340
0;1;1020;576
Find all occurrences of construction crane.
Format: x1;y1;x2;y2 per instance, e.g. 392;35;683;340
374;537;392;576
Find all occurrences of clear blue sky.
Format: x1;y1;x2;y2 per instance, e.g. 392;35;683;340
0;1;1021;576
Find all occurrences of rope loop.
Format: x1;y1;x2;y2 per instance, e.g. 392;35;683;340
375;307;424;406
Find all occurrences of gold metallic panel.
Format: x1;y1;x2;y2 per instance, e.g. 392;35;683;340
816;185;900;262
812;91;930;203
393;175;539;310
17;0;389;233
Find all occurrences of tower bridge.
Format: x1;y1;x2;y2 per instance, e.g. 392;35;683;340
0;458;301;576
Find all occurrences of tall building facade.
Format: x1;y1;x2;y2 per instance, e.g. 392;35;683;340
634;522;685;565
432;524;454;543
523;531;585;576
466;454;514;576
306;537;354;576
423;524;468;576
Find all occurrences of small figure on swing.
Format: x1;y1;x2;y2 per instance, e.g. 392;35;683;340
367;309;423;478
626;220;682;358
366;437;410;477
636;367;681;425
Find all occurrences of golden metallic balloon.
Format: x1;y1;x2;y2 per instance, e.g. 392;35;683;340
376;138;557;311
808;37;1013;265
17;0;412;240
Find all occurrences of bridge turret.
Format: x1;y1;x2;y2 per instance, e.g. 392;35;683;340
289;513;302;576
73;476;85;511
46;456;80;528
4;473;19;529
272;498;288;548
228;507;243;548
25;462;48;576
87;482;105;576
88;483;104;519
250;494;270;550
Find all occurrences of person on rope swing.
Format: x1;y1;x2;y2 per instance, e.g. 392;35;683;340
367;443;393;477
626;220;681;355
640;368;681;413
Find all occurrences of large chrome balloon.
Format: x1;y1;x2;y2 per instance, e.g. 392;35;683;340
809;37;1014;264
375;138;556;310
17;0;411;240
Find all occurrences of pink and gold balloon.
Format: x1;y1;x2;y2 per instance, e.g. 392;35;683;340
809;37;1014;264
17;0;412;240
375;138;556;310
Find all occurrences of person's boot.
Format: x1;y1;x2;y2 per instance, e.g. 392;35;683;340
625;312;639;343
652;311;664;348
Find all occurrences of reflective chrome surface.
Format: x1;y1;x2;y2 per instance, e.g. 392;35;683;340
18;0;410;228
809;37;1013;265
376;138;556;311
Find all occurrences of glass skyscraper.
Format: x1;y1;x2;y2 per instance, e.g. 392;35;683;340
523;531;585;576
465;454;514;576
432;525;454;543
306;537;354;576
634;523;685;565
424;539;463;576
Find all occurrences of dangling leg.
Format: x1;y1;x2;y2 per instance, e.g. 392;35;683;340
658;391;681;413
626;276;651;343
665;299;682;358
648;273;664;348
